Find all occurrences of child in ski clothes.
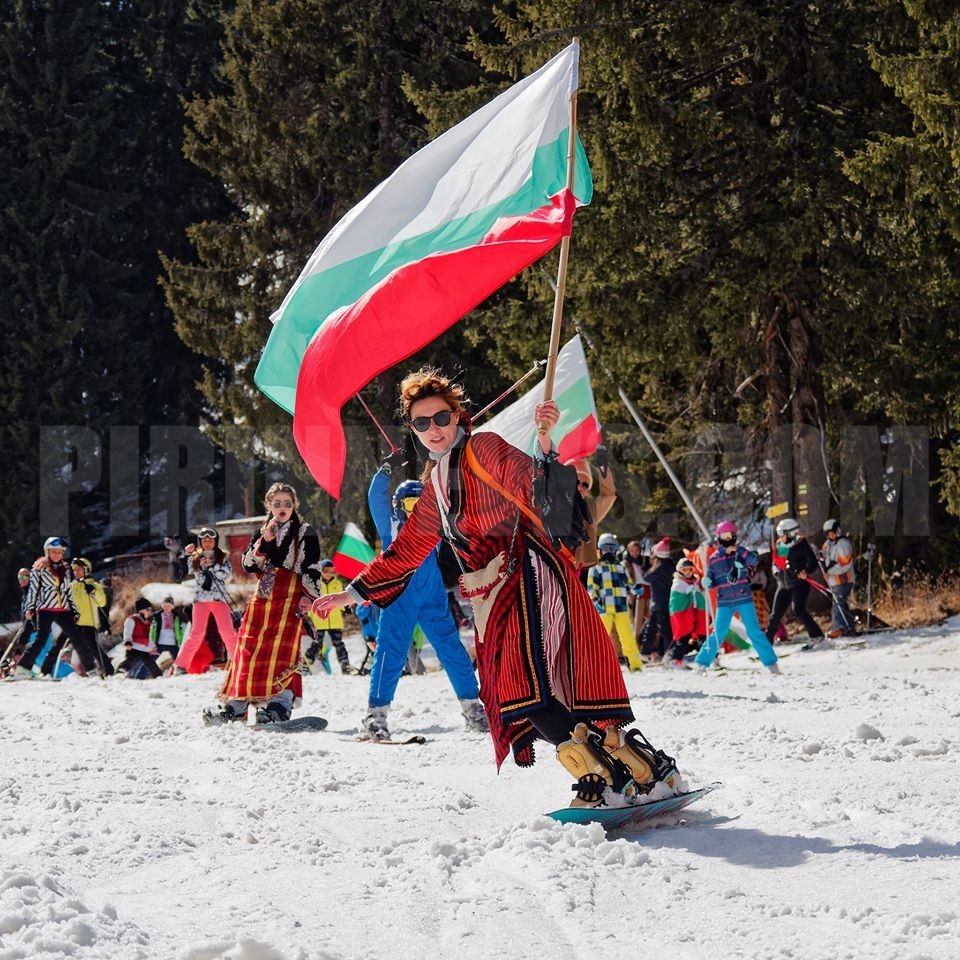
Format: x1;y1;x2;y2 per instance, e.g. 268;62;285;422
17;537;82;678
820;519;857;636
305;561;354;673
358;462;484;740
151;597;186;662
695;523;779;671
665;558;707;664
68;557;112;677
175;527;236;673
765;518;825;644
638;539;675;661
587;532;643;671
208;483;323;725
118;599;162;679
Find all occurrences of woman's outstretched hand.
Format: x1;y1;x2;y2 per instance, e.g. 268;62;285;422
312;592;350;618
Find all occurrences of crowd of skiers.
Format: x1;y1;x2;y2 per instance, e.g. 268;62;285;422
3;371;862;810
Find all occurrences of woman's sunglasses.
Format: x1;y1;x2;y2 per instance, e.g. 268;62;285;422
270;500;294;509
408;410;455;433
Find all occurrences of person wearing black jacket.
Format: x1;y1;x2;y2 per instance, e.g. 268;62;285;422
765;518;825;647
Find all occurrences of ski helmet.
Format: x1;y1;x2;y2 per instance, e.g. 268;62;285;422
43;536;67;557
677;558;696;578
72;557;92;574
320;558;335;570
392;479;424;520
17;567;30;585
597;532;620;556
715;520;738;543
823;518;841;535
776;517;801;538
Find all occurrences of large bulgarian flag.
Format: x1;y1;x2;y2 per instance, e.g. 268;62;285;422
332;522;376;580
473;334;601;463
256;42;592;498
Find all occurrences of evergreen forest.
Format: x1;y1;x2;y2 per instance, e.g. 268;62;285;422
3;0;960;614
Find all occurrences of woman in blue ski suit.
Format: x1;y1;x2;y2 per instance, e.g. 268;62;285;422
694;521;779;672
362;460;486;739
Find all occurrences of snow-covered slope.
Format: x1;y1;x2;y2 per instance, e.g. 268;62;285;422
2;626;958;959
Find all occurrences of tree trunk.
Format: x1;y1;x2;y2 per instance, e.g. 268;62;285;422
762;291;830;538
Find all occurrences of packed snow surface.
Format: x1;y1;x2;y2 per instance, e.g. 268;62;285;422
2;622;959;959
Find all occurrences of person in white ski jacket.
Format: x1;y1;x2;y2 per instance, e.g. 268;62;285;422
820;519;857;637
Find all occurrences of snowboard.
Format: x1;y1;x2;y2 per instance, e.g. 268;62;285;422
340;735;428;746
546;783;719;832
253;715;329;733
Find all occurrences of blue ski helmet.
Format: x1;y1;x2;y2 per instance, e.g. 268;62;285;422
393;480;424;521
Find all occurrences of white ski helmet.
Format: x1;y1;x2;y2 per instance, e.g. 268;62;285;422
776;518;800;538
597;532;620;556
823;518;841;535
43;536;68;557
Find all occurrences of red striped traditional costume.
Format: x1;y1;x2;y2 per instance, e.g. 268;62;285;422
219;517;323;705
350;432;633;768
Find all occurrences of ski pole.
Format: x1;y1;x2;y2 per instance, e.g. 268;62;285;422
472;359;547;423
355;392;400;454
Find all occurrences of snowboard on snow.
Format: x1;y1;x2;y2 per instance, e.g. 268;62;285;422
252;715;329;733
545;783;719;832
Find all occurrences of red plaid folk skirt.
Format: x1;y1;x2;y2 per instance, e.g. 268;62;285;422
219;567;303;703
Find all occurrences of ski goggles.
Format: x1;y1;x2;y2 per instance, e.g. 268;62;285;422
198;528;217;539
46;538;66;549
407;409;454;432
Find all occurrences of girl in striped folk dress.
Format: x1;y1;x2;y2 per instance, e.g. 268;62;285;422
203;484;323;725
314;369;680;804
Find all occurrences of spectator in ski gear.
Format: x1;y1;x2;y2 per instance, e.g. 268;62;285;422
312;367;673;800
820;519;857;637
573;448;617;584
15;537;82;679
666;558;707;666
305;560;354;674
355;461;486;741
151;597;186;664
205;484;323;726
3;569;38;677
118;599;162;679
17;567;31;614
620;540;649;638
587;532;643;671
765;518;825;646
638;538;675;663
695;523;780;673
68;557;112;678
175;527;236;674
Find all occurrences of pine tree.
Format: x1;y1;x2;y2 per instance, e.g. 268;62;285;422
420;2;953;548
162;0;499;535
0;0;230;611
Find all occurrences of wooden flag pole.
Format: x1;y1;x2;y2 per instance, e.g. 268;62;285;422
538;39;580;437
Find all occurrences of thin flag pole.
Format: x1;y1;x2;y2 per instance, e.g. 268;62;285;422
538;38;580;437
473;359;547;424
354;393;399;453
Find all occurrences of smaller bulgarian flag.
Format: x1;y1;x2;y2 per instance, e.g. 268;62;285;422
332;522;375;580
473;334;602;463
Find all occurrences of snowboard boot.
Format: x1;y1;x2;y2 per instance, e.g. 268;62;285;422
602;727;680;795
256;701;291;724
202;702;246;726
360;706;390;741
304;639;322;663
556;723;638;808
460;698;489;733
